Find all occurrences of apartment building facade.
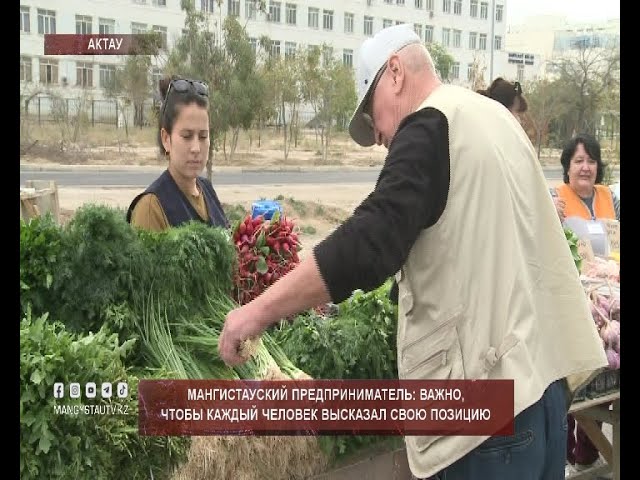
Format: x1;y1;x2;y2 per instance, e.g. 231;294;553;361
20;0;520;100
506;16;620;79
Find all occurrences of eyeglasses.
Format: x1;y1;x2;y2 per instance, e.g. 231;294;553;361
160;78;209;121
362;64;388;129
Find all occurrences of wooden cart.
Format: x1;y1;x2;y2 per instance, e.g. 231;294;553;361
20;180;60;223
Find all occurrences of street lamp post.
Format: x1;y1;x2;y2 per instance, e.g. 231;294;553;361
489;0;495;82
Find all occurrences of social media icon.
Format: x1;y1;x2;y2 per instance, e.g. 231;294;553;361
117;382;128;398
69;383;81;399
53;382;64;399
101;382;112;398
85;382;96;398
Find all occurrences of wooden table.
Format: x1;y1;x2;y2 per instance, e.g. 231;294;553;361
567;391;620;480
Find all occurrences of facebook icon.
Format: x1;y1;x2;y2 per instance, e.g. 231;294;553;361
53;382;64;399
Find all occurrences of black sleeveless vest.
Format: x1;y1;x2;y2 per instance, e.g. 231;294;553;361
126;170;228;228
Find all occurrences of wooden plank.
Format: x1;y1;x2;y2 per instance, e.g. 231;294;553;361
612;400;620;480
309;448;412;480
569;391;619;414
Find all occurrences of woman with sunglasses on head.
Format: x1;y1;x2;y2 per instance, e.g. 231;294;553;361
127;75;228;231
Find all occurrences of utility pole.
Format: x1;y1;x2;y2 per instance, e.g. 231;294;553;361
489;0;495;81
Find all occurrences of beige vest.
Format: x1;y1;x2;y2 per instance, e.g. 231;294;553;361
395;85;608;478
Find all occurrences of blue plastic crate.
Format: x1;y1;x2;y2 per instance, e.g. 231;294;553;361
251;200;283;221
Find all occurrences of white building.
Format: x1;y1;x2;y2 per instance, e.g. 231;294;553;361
506;16;620;79
20;0;521;108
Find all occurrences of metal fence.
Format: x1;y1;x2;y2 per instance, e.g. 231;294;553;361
20;95;158;128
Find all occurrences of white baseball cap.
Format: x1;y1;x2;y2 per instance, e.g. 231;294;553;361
348;24;422;147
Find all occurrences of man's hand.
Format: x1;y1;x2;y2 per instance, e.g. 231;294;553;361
218;305;268;367
553;196;566;223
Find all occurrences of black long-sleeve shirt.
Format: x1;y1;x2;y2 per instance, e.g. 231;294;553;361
313;107;451;304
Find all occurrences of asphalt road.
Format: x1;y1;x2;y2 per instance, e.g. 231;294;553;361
20;165;567;188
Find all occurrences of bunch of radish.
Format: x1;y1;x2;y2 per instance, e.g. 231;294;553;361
232;212;301;306
589;289;620;370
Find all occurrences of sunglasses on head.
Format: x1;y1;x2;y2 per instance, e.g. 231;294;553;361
160;78;209;120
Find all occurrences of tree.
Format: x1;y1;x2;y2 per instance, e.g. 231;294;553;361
105;55;153;139
426;42;455;83
468;50;487;91
522;78;562;159
548;40;620;140
300;45;357;162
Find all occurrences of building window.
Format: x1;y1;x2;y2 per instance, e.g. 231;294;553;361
286;3;296;25
20;56;32;82
442;28;450;47
201;0;215;13
20;6;30;33
323;10;333;30
453;0;462;15
268;1;281;22
308;7;319;28
479;33;487;50
494;35;502;50
415;0;423;7
467;63;473;80
99;18;115;34
364;16;373;36
414;24;423;40
249;37;257;53
39;58;58;85
469;31;477;49
152;0;167;5
151;67;162;90
270;40;281;58
153;25;168;50
451;62;459;79
246;0;257;19
425;25;434;43
344;13;354;33
76;62;93;87
383;19;393;29
480;2;488;19
442;0;451;13
228;0;240;16
496;4;503;22
397;0;405;4
75;15;92;34
426;0;434;9
37;9;56;34
453;29;461;47
99;64;116;88
384;0;393;3
469;0;477;17
343;49;353;68
131;22;147;34
517;64;524;83
285;41;296;59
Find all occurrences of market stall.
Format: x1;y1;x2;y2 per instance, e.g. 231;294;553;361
565;223;620;480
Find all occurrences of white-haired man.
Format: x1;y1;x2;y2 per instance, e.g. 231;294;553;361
219;24;607;479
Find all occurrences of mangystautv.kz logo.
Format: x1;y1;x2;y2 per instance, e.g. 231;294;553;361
52;382;131;416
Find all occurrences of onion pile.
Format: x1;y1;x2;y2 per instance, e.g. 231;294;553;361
588;288;620;370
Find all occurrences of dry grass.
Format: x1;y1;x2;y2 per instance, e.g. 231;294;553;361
170;366;328;480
